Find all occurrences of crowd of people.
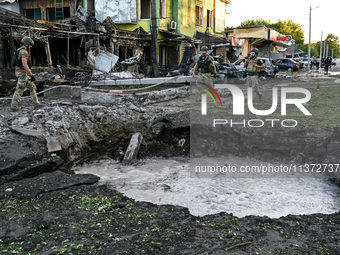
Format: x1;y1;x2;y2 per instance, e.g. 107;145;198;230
309;55;334;73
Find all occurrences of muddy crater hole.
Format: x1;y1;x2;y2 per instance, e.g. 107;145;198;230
73;129;340;219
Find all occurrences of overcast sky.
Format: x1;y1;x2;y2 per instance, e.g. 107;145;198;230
225;0;340;44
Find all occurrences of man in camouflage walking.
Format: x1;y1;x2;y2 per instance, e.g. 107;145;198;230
244;48;265;100
192;46;217;101
11;37;44;111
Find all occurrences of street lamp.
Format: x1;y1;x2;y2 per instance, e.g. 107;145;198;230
308;6;320;71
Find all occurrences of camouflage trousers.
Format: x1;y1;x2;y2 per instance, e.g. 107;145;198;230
195;72;214;101
11;72;40;109
246;75;262;98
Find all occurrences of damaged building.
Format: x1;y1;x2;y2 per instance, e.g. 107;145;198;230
93;0;232;67
226;25;293;59
0;5;151;78
1;0;233;79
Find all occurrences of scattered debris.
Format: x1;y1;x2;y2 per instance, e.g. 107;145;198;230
123;132;143;163
46;137;62;153
88;49;119;74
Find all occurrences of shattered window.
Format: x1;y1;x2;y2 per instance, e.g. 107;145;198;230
207;9;213;29
24;8;41;20
46;7;70;21
140;0;151;20
196;6;203;26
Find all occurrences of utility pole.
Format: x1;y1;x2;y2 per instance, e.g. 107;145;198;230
308;6;319;70
150;0;159;77
320;31;323;59
308;7;311;70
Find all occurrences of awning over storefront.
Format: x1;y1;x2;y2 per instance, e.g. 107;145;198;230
158;29;201;44
218;0;232;3
278;47;304;56
252;38;266;46
233;25;268;39
193;30;231;45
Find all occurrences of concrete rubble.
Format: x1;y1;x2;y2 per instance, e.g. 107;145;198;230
122;132;143;163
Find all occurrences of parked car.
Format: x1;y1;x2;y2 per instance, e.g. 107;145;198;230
188;51;238;78
274;58;304;71
214;61;239;78
232;57;278;77
295;57;309;68
188;60;238;78
332;59;337;66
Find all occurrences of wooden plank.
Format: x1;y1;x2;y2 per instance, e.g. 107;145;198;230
45;39;53;68
0;22;48;31
37;20;76;27
67;33;69;65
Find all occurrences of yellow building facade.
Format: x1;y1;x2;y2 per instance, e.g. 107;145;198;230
116;0;231;67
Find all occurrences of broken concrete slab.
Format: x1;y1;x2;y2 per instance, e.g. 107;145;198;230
123;132;143;163
129;103;146;113
17;117;30;126
81;91;135;105
46;137;62;153
11;127;45;138
79;87;189;107
45;86;81;99
46;120;61;128
135;87;190;105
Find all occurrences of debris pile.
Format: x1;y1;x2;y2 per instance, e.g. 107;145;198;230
0;6;151;83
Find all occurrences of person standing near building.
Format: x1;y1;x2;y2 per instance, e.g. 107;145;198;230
192;46;216;100
311;56;316;70
244;48;265;100
11;37;44;111
315;56;320;71
324;56;332;74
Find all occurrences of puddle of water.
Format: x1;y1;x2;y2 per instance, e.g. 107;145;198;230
73;156;340;218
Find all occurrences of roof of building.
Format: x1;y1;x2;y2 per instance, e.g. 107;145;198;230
0;7;48;28
219;0;232;4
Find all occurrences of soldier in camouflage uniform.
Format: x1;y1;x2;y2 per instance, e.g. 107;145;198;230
324;56;332;74
192;46;217;101
244;48;265;100
11;37;44;111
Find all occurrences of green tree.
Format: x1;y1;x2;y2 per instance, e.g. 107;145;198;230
325;33;339;57
274;19;305;46
239;19;272;28
313;34;340;58
299;44;316;57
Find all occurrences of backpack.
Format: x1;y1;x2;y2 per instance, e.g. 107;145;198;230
11;47;26;68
